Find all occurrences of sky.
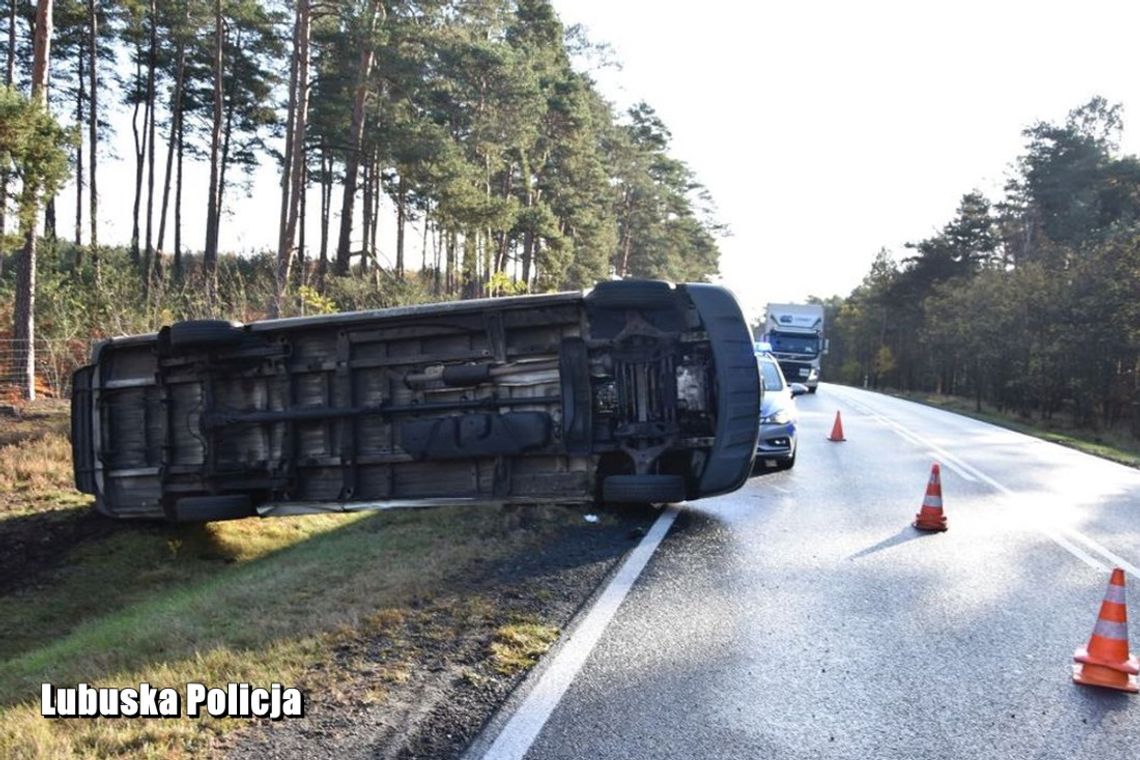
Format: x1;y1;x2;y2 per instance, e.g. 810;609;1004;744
551;0;1140;322
48;0;1140;325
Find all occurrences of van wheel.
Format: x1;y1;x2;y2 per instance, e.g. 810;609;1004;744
168;319;244;350
602;474;686;504
173;495;254;523
587;280;675;310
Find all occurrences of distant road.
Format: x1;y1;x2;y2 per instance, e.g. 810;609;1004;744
471;383;1140;760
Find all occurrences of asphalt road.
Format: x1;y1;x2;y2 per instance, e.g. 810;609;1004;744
472;383;1140;760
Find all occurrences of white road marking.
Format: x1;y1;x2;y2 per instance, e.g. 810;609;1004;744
1060;528;1139;575
480;504;680;760
834;389;1136;575
926;451;977;483
1038;528;1109;572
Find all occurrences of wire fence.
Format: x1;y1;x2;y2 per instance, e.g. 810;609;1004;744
0;338;92;404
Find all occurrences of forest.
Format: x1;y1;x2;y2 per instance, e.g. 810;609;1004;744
824;97;1140;439
0;0;722;400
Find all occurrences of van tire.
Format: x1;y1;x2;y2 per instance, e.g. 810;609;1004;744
173;495;254;523
587;280;675;310
168;320;244;350
602;474;686;504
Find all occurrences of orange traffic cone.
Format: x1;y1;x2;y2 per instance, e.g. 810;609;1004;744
1072;568;1139;693
826;411;846;442
912;463;948;532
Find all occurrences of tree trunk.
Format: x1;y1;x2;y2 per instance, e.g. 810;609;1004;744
130;50;146;266
143;0;158;294
13;0;53;401
360;159;372;274
277;7;299;260
482;228;491;295
73;43;83;252
495;168;511;275
4;0;13;85
14;225;38;400
87;0;98;281
521;229;534;285
369;155;380;265
462;230;477;298
297;157;306;285
157;26;185;258
421;204;430;272
216;53;237;252
174;111;183;278
0;0;15;236
203;0;224;302
446;230;455;294
396;172;406;277
275;0;310;312
44;197;55;246
432;217;442;294
318;147;330;291
273;0;300;317
334;0;382;275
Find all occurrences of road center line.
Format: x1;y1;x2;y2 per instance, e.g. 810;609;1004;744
1038;528;1109;572
479;504;680;760
836;389;1136;574
926;451;977;482
1059;527;1139;575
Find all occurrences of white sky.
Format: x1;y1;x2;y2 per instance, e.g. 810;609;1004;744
555;0;1140;322
49;0;1140;325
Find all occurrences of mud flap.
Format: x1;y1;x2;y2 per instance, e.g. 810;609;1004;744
70;365;97;495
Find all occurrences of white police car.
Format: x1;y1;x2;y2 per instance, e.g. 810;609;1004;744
753;343;805;472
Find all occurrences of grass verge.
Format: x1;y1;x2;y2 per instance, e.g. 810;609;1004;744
882;389;1140;468
0;433;90;513
0;400;71;448
0;504;577;758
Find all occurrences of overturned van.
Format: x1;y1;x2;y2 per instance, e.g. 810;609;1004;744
71;280;760;522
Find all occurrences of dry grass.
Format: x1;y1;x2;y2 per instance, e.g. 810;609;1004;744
1;643;321;760
0;433;75;495
489;618;560;675
0;400;71;447
0;402;90;517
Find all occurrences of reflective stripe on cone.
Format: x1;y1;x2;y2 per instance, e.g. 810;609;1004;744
1073;568;1139;693
913;463;947;532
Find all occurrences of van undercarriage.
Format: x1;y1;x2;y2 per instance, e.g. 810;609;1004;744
72;281;760;522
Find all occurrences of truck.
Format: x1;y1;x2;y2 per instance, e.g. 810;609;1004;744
761;303;826;393
72;280;761;522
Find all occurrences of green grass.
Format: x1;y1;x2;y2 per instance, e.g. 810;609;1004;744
0;506;573;758
884;390;1140;468
0;399;588;757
